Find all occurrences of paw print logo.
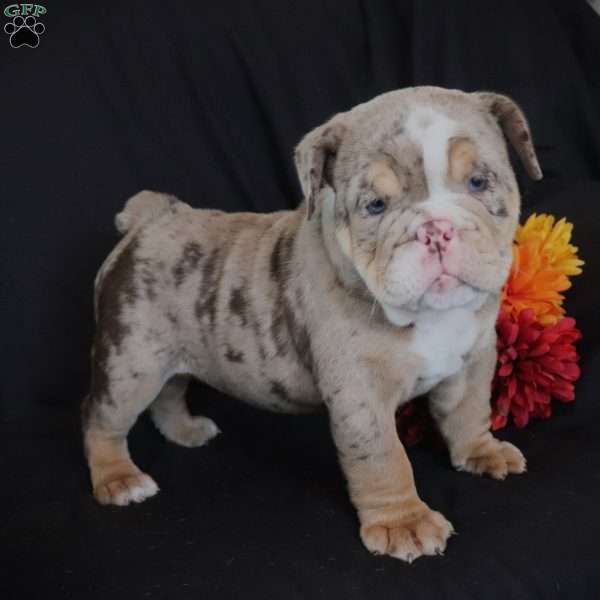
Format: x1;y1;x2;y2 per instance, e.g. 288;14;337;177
4;15;45;48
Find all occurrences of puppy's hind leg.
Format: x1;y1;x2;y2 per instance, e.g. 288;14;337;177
150;375;220;448
83;346;165;506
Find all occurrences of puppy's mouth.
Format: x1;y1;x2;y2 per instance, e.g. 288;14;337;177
427;273;461;294
381;258;483;315
419;253;465;293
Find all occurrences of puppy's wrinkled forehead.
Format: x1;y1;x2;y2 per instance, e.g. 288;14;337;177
294;87;541;221
340;93;507;194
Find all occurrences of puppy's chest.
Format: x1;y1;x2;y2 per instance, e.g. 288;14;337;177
408;308;479;396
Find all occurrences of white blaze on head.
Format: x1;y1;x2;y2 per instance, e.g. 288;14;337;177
405;107;457;195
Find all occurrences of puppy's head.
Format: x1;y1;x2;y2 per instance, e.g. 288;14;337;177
295;87;542;324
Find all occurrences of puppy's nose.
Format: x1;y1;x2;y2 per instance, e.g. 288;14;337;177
416;220;455;252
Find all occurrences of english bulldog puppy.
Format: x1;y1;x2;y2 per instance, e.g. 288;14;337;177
82;86;542;562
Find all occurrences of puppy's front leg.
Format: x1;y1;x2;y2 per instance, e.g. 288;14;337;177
429;344;526;479
328;391;453;562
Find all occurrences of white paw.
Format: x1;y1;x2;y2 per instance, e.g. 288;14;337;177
94;473;159;506
171;416;221;448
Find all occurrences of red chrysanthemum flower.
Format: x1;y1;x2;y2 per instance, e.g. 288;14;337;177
492;308;582;430
396;398;430;447
396;396;447;448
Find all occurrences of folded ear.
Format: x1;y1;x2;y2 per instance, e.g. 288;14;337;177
294;115;347;219
474;92;543;180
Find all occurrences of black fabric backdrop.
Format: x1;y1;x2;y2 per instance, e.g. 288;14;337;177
2;1;600;598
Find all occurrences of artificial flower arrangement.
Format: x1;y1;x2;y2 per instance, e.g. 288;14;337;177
397;214;585;446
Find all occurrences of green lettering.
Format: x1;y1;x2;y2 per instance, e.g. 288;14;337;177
21;4;33;15
33;4;46;17
4;4;20;17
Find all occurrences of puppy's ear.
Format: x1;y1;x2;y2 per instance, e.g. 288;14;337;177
294;115;347;219
474;92;543;181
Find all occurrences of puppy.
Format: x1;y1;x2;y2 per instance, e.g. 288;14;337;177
82;86;542;562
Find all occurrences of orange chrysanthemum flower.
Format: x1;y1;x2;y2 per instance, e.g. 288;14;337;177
502;214;584;325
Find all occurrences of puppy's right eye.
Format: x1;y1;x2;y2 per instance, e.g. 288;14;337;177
467;174;488;193
366;198;387;215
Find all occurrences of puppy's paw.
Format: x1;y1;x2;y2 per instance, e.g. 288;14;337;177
94;472;159;506
460;439;526;480
166;416;220;448
360;506;454;562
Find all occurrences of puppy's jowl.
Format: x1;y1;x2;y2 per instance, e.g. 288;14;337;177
83;86;542;561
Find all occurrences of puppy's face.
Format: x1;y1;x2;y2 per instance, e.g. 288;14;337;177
295;87;542;323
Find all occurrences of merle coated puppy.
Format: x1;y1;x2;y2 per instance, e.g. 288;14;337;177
83;86;542;562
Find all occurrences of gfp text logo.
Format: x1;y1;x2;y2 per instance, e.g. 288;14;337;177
4;4;46;48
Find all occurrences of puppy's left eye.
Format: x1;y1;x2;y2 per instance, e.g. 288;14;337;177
467;175;488;193
366;198;387;215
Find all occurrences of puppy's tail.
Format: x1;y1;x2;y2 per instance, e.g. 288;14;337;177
115;190;179;234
